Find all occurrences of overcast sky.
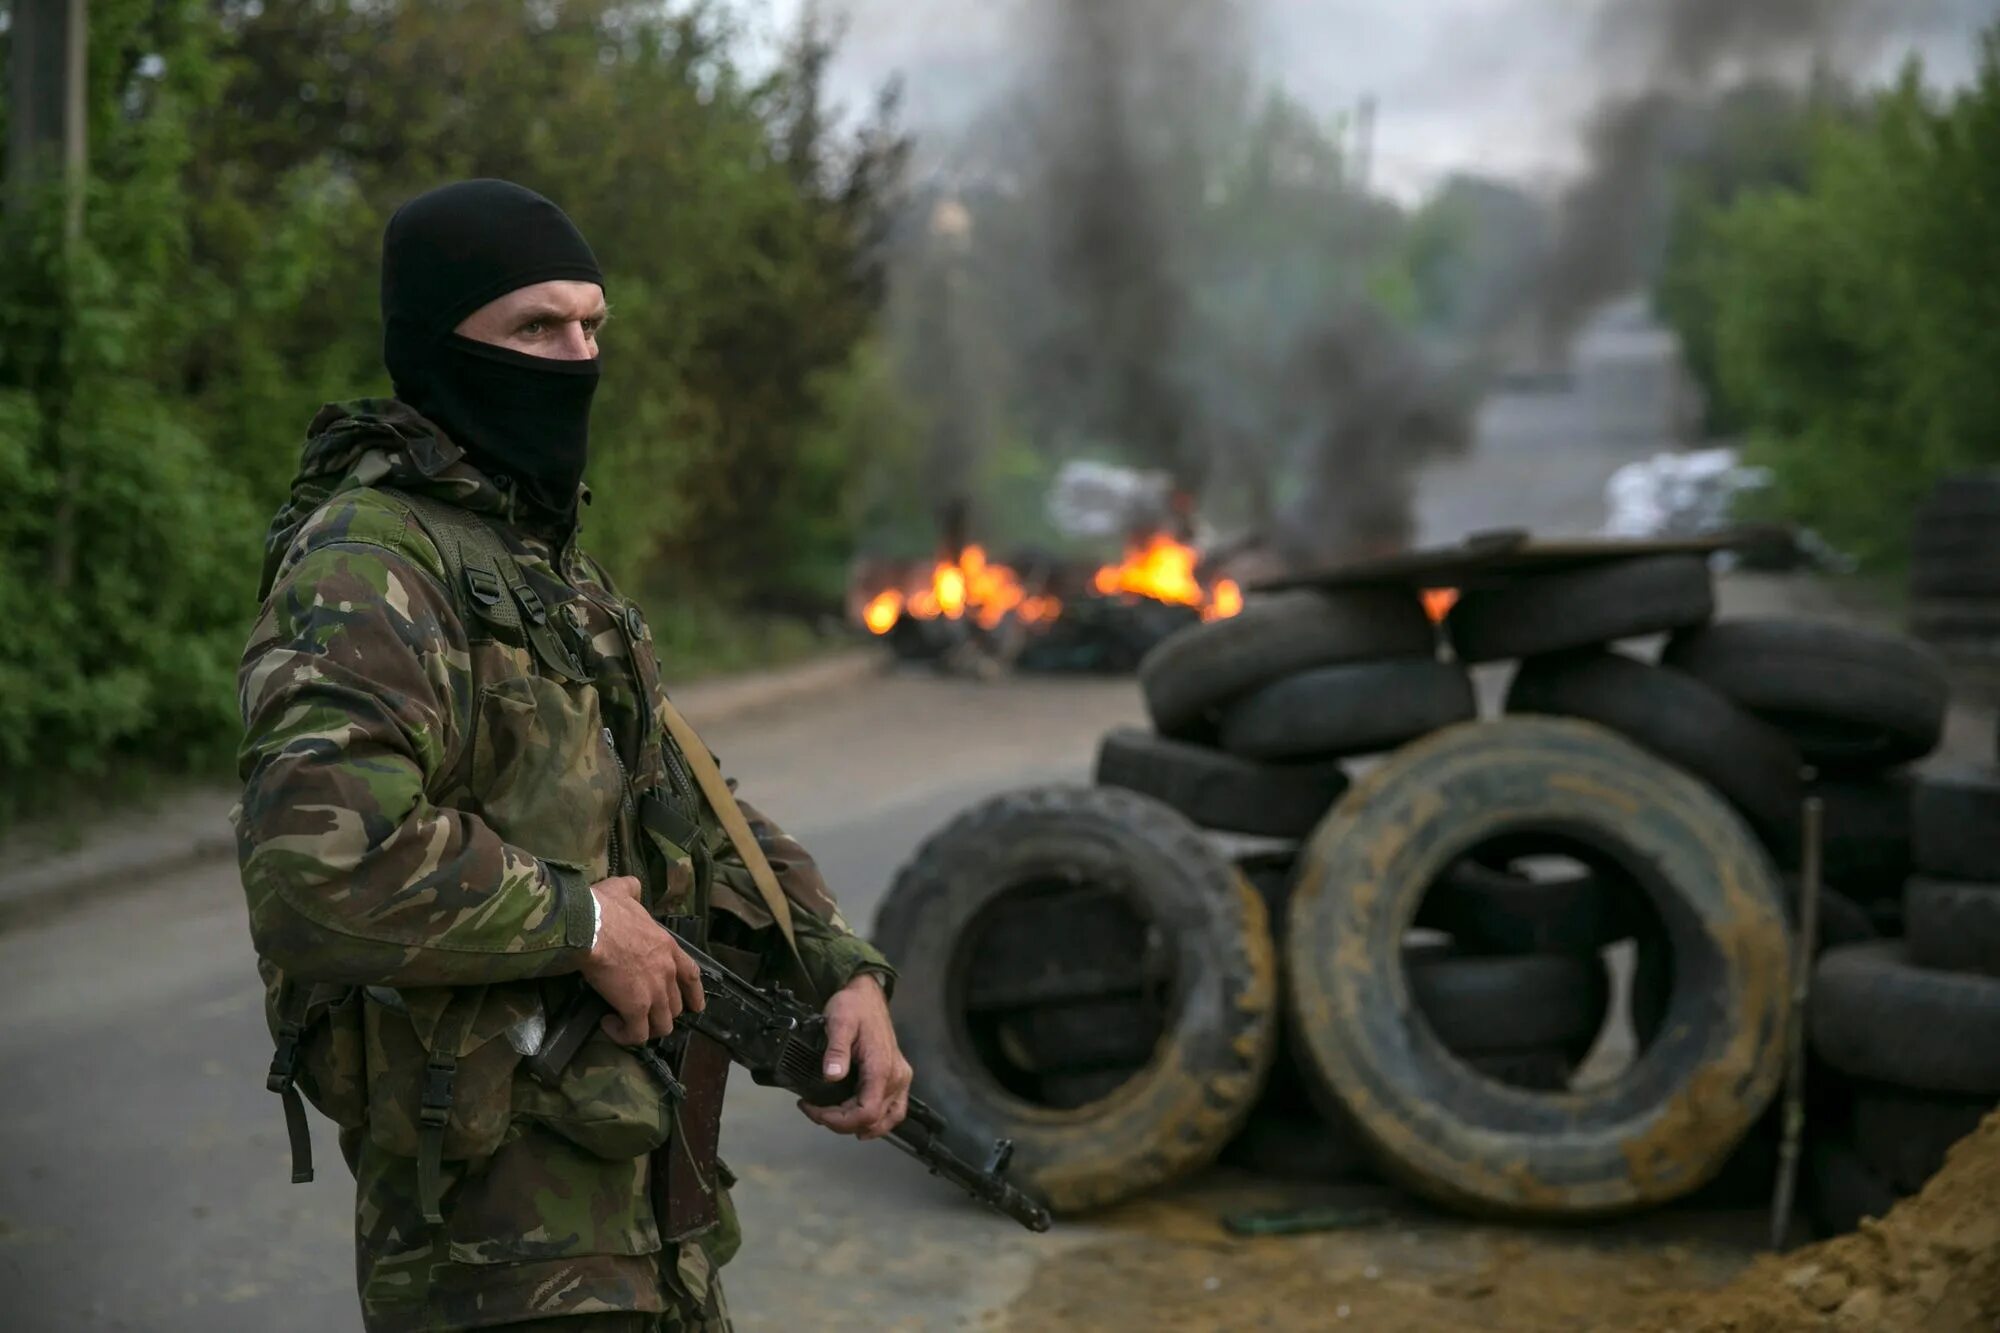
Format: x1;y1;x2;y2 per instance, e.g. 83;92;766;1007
755;0;1996;200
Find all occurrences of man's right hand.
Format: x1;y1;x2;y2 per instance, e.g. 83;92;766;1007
581;876;705;1044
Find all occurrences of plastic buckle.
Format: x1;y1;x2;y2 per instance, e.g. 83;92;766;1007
465;567;503;607
420;1059;456;1128
516;582;549;625
625;605;646;640
266;1027;301;1093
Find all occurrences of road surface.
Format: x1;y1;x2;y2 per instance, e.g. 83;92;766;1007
0;301;1698;1331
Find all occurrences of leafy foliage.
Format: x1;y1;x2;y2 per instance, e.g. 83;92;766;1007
1658;40;2000;569
0;0;904;818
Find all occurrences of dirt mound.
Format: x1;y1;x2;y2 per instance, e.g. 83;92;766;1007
1636;1108;2000;1332
998;1184;1753;1332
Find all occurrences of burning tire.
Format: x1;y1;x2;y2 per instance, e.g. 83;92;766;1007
1285;717;1791;1218
1215;659;1476;762
1660;619;1947;771
1443;554;1713;664
1138;588;1436;737
873;786;1277;1214
1906;878;2000;977
1505;649;1804;844
1094;727;1349;839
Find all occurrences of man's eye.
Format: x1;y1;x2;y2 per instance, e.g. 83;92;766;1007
521;319;546;336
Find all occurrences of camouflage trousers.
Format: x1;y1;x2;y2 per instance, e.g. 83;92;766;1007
341;1129;734;1333
484;1295;731;1332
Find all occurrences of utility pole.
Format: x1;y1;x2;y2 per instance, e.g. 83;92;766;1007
7;0;89;237
8;0;90;590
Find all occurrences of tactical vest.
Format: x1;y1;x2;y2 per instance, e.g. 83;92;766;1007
260;487;800;1230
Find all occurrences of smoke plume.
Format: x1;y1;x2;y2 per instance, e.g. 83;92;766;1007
872;0;1478;568
1535;0;1934;357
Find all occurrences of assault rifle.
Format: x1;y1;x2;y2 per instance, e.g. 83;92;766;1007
527;923;1053;1234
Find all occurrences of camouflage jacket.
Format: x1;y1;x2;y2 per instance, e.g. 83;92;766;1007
234;400;889;1329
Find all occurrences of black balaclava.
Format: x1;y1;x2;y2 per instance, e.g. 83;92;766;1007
381;179;605;522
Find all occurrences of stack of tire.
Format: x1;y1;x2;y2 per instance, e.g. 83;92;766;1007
1908;471;2000;657
1805;764;2000;1235
873;554;1977;1225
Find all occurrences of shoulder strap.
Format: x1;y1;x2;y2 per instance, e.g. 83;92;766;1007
655;695;804;972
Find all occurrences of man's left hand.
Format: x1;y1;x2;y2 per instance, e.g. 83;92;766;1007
799;973;912;1141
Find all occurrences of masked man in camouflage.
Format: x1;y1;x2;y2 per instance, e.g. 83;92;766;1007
233;179;913;1332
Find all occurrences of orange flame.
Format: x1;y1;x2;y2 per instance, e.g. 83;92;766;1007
1091;533;1243;621
1423;587;1459;623
864;545;1063;635
862;589;903;635
862;533;1241;635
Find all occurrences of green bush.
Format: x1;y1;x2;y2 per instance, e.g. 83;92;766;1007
1660;38;2000;570
0;0;904;821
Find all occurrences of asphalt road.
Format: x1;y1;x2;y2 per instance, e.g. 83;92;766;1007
0;300;1692;1332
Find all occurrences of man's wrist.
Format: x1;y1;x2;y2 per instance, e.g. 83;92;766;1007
844;966;894;1000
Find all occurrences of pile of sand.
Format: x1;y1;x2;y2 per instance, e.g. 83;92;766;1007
1635;1108;2000;1332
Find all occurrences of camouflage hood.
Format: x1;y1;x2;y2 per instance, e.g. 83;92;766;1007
258;399;522;601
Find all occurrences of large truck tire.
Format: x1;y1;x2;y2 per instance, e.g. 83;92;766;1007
1905;877;2000;978
1217;660;1477;762
1094;727;1348;840
875;785;1278;1214
1810;942;2000;1095
1661;619;1946;771
1507;649;1804;844
1285;717;1791;1218
1912;765;2000;882
1138;588;1436;737
1444;555;1713;664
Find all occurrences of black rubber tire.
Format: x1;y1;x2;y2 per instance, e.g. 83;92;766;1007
1918;471;2000;517
875;785;1278;1214
1221;1014;1377;1184
1407;951;1609;1058
1850;1084;1998;1195
1906;877;2000;978
1807;1132;1903;1238
1416;859;1634;958
1803;883;1880;951
1909;595;2000;640
1911;555;2000;598
1785;776;1914;892
1913;765;2000;882
962;884;1158;1007
1139;588;1438;737
1094;727;1349;839
1285;717;1791;1217
995;995;1166;1075
1217;660;1477;762
1218;1101;1377;1182
1445;555;1714;664
1506;650;1805;844
1661;620;1947;772
1811;941;2000;1095
1463;1048;1575;1092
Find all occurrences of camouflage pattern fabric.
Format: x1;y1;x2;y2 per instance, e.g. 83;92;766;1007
237;401;891;1330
